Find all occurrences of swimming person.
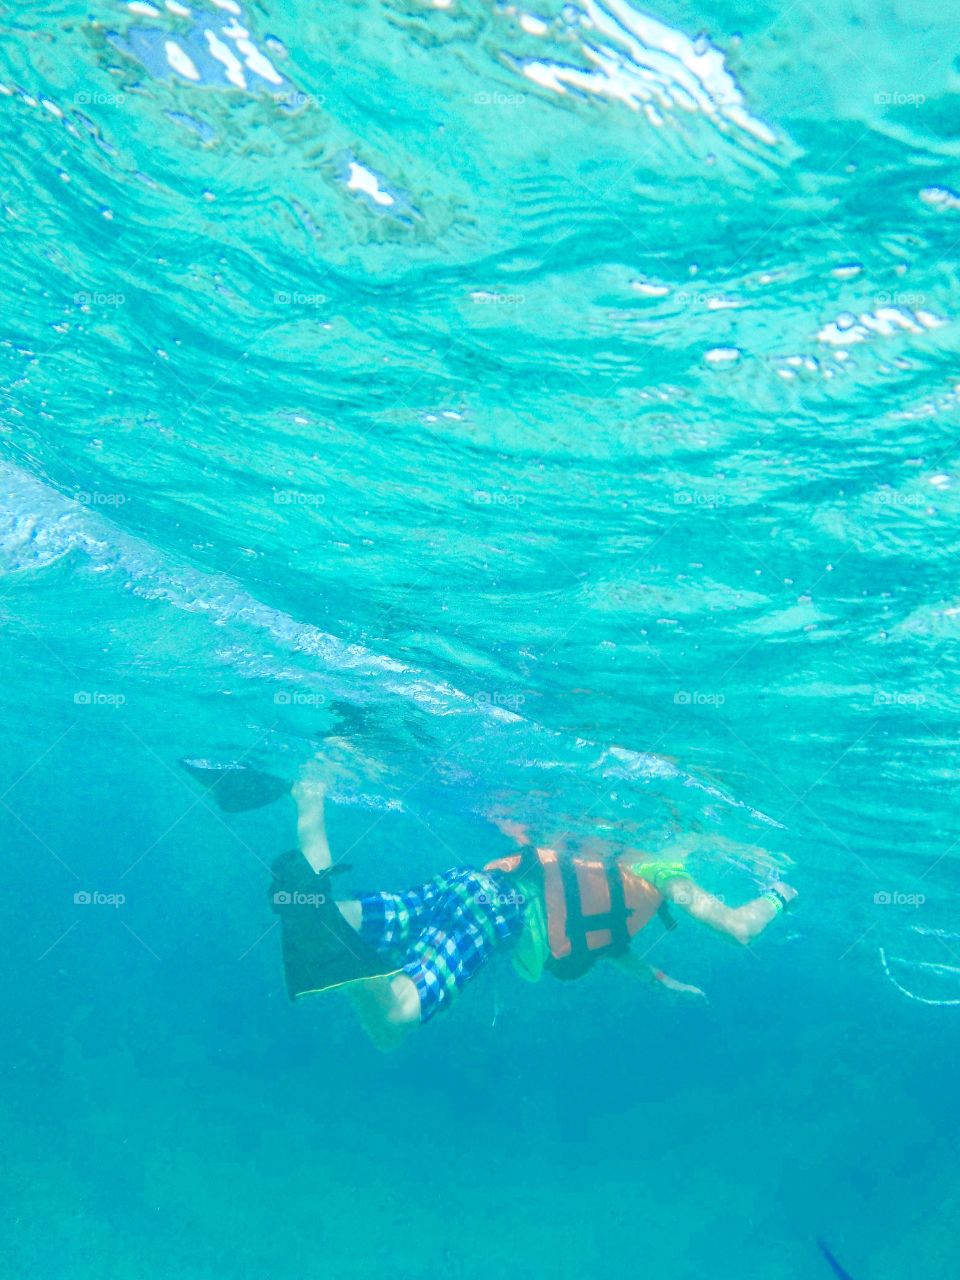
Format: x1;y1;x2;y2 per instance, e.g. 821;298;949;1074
265;758;797;1046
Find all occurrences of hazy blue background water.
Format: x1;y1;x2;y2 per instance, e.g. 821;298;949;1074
2;0;960;1276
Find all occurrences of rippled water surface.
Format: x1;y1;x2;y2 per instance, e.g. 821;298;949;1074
3;2;960;1277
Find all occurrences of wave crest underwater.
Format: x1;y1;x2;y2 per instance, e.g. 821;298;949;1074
3;0;960;1061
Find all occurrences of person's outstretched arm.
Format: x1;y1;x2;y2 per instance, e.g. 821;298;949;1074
661;874;796;945
614;949;707;998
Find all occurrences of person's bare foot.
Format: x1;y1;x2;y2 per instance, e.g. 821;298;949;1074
347;975;418;1051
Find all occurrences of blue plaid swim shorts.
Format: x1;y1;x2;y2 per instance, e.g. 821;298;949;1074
355;867;527;1022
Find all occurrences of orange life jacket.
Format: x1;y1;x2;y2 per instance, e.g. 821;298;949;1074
484;847;668;979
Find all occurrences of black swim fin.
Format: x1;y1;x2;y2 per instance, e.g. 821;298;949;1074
269;850;399;1000
181;759;290;812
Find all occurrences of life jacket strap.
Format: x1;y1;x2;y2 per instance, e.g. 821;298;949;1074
517;849;672;980
559;857;632;959
658;901;678;932
558;855;590;967
605;859;631;954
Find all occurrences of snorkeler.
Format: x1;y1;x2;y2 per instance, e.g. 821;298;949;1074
244;757;797;1046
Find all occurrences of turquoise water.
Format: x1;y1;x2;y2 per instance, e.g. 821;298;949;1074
3;0;960;1275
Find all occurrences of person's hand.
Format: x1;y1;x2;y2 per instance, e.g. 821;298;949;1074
657;972;708;999
489;815;532;846
769;880;798;905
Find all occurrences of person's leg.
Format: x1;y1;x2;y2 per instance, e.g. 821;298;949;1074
291;766;331;874
394;868;526;1023
344;875;448;952
333;868;525;1035
326;876;454;1033
345;972;421;1050
290;757;447;950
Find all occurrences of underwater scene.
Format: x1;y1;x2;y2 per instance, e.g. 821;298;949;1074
2;0;960;1276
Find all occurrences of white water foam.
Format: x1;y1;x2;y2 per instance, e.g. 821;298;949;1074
0;459;780;825
515;0;776;145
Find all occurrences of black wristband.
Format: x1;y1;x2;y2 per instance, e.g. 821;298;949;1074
766;886;794;913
